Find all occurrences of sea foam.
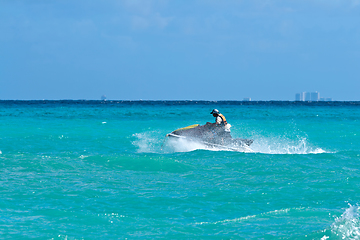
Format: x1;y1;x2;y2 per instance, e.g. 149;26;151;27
250;136;327;155
330;204;360;239
133;131;327;154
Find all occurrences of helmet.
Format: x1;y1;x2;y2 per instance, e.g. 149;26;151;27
210;109;219;115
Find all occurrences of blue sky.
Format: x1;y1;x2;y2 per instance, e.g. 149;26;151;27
1;0;359;100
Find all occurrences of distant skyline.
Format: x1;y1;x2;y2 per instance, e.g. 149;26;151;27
1;0;360;101
295;91;333;101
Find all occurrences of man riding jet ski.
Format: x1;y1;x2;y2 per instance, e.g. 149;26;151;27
209;108;232;138
166;109;253;151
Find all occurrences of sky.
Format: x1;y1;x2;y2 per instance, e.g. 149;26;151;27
1;0;360;101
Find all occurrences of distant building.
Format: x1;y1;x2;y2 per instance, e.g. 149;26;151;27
243;98;251;101
101;95;107;101
320;97;333;101
295;92;305;101
295;91;322;101
310;92;319;101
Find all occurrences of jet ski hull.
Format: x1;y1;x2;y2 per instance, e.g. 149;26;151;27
166;123;254;152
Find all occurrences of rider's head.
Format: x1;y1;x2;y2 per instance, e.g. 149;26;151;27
210;109;219;116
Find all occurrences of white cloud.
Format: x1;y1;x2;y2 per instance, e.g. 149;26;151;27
351;0;360;7
153;12;172;29
132;15;150;29
122;0;153;15
74;19;97;35
131;13;172;30
120;0;172;30
101;33;136;49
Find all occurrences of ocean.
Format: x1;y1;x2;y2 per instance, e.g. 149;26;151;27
0;100;359;239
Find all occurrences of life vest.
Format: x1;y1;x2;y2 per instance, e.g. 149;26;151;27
218;113;227;126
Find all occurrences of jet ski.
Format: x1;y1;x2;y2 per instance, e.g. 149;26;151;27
166;122;254;152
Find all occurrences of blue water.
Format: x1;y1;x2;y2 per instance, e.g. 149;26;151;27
0;100;359;239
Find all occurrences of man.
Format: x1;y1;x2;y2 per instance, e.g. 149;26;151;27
209;109;232;142
210;109;228;128
210;109;231;131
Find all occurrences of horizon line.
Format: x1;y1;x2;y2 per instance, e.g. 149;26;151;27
1;99;359;102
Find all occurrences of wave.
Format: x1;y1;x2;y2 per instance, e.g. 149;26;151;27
132;132;162;153
196;205;360;239
306;204;360;240
250;136;327;155
133;132;224;153
133;131;329;155
195;207;306;225
133;132;254;153
329;204;360;239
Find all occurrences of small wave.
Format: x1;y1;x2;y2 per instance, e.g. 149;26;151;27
166;138;209;153
330;204;360;239
196;214;257;225
132;131;200;153
132;132;162;153
133;132;201;153
196;207;305;225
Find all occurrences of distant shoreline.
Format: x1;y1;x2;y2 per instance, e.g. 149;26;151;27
0;100;359;105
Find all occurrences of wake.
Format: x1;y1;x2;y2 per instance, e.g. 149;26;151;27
250;136;327;154
132;132;328;154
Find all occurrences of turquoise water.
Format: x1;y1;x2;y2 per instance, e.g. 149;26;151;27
0;100;359;239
